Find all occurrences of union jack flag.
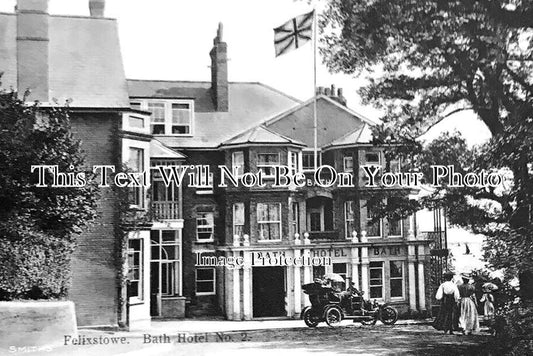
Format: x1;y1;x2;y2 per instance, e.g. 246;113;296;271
274;10;314;57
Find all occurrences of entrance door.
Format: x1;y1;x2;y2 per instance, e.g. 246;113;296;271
252;267;286;317
150;230;181;317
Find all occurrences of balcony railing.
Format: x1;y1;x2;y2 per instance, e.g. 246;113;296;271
307;230;341;241
152;201;181;220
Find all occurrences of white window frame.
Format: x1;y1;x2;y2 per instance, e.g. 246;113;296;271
288;151;300;175
257;153;280;178
195;267;216;295
365;151;381;165
291;202;300;236
389;260;405;300
390;157;401;174
366;205;383;238
150;230;182;297
344;201;355;239
170;101;194;135
127;238;144;302
196;212;214;242
369;261;384;300
333;263;347;284
128;147;145;209
133;99;195;136
232;151;244;176
343;155;353;172
233;203;245;237
302;151;320;171
147;102;166;135
388;218;403;238
257;203;282;241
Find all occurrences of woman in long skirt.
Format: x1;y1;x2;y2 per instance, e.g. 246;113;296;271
458;276;479;335
433;272;460;334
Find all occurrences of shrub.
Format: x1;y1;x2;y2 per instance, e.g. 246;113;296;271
0;230;74;300
0;89;98;300
494;304;533;355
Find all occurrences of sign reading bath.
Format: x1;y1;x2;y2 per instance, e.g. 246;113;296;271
372;246;404;256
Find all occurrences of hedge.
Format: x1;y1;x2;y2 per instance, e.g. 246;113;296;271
0;231;74;300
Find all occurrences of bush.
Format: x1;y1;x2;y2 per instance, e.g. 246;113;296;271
0;89;98;300
494;304;533;355
0;230;74;300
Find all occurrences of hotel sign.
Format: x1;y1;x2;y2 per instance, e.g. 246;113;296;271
310;248;349;258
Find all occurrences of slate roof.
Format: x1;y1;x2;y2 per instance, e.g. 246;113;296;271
150;139;187;159
263;95;381;149
323;123;374;149
220;125;305;147
127;80;301;148
0;13;130;108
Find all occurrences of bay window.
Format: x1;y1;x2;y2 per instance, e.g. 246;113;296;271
257;203;281;241
343;155;353;172
127;238;143;300
232;151;244;176
128;147;144;208
233;203;245;237
257;153;280;177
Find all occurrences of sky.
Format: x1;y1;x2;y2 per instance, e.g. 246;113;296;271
0;0;491;145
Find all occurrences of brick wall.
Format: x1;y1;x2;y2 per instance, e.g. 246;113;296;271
69;112;121;327
181;150;224;316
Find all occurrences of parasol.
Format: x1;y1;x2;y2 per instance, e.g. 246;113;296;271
482;282;499;291
323;273;345;283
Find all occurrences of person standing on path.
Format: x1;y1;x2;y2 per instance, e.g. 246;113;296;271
433;272;460;334
458;275;480;335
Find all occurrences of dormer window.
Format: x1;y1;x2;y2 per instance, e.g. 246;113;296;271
132;99;194;136
171;103;192;134
147;102;165;134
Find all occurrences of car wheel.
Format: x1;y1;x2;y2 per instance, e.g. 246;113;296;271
303;308;320;327
380;306;398;325
325;307;342;327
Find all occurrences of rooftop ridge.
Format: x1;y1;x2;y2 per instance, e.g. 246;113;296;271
0;11;116;21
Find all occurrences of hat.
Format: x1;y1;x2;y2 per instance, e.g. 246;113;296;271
443;271;454;280
482;282;498;291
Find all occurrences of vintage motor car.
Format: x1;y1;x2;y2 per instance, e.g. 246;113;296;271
301;277;399;327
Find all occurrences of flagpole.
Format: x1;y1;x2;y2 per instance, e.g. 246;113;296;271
312;8;318;171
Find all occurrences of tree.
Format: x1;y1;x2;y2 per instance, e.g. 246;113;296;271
319;0;533;299
0;89;99;299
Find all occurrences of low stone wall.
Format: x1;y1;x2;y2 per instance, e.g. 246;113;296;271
0;301;77;351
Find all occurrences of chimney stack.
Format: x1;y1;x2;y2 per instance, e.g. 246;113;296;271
89;0;105;18
16;0;50;102
210;22;229;112
318;83;347;106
